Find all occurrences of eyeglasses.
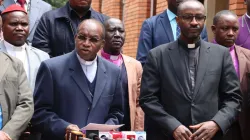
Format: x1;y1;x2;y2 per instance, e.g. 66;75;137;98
178;14;206;22
76;34;102;44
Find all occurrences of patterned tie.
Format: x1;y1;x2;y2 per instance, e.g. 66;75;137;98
176;25;181;39
17;0;26;8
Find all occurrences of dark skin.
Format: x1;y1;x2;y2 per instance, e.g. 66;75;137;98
167;0;204;15
174;1;220;140
2;11;29;46
211;14;239;48
103;18;125;55
176;0;205;44
75;20;105;61
69;0;92;18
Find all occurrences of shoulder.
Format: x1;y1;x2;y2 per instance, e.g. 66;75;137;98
91;9;109;22
37;0;52;9
0;52;23;70
123;55;142;69
202;41;228;52
42;52;70;69
236;45;250;59
29;46;50;58
98;56;120;72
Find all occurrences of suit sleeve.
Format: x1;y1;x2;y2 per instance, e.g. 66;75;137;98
31;62;70;139
211;50;242;134
2;62;34;140
134;61;144;131
105;70;124;125
201;26;208;41
139;52;182;135
136;20;153;66
32;13;51;56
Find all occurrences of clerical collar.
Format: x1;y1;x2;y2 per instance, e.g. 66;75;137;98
178;38;201;50
76;53;97;66
4;40;26;51
101;49;123;67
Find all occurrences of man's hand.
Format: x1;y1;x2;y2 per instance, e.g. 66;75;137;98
173;125;192;140
0;131;11;140
66;124;80;132
189;121;220;140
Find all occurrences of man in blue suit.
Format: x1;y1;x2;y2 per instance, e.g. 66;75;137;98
136;0;207;65
0;0;52;43
31;19;124;140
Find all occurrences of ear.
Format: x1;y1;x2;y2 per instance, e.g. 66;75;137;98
176;16;180;25
100;39;105;49
211;25;216;34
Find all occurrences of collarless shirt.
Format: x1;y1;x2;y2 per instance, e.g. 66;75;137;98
76;53;97;83
4;40;29;79
167;9;178;40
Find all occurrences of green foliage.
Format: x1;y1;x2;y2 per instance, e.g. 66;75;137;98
44;0;67;9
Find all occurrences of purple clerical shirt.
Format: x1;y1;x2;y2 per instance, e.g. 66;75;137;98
212;40;240;77
235;14;250;50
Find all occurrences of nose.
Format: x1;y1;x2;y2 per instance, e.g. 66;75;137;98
228;29;234;36
114;30;121;38
190;17;198;26
16;24;24;31
82;38;91;47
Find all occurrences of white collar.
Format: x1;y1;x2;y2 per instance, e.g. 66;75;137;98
4;40;26;51
76;53;97;66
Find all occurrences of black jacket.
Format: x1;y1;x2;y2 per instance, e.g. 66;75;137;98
139;40;242;140
32;2;108;57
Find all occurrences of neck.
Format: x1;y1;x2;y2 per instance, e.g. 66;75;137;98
180;36;199;44
247;11;250;17
103;47;120;55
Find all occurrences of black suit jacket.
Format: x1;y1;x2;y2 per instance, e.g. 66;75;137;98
139;40;242;140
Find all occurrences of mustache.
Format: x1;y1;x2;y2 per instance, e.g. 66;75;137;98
190;25;201;29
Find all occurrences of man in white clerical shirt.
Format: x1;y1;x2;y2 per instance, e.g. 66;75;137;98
0;4;49;90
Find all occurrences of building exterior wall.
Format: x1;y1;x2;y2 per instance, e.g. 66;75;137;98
92;0;247;58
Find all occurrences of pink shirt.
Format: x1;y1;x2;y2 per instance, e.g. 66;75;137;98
101;49;123;67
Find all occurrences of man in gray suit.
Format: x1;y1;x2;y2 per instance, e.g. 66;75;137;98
0;51;34;140
0;4;49;90
0;0;52;43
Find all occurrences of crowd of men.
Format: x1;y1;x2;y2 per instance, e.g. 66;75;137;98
0;0;249;140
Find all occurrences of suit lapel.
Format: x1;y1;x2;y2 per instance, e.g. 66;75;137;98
0;53;9;83
193;41;210;98
69;52;93;103
92;57;107;109
160;12;174;42
29;0;39;34
168;41;190;99
235;46;246;82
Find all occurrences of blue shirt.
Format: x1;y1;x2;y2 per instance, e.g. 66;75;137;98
166;9;178;40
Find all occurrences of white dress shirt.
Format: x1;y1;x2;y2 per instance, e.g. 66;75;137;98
76;53;97;83
4;40;29;79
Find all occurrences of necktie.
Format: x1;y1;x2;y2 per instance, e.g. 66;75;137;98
17;0;26;8
176;25;181;39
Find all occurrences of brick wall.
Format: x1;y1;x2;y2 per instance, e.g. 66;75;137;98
92;0;101;12
156;0;168;14
229;0;246;16
122;0;151;58
101;0;122;19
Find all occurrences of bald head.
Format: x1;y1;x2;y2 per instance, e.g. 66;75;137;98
213;10;237;25
177;0;205;16
77;19;105;39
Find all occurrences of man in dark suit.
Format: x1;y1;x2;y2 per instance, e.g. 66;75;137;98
32;0;108;57
211;10;250;140
31;19;123;140
139;1;242;140
136;0;208;65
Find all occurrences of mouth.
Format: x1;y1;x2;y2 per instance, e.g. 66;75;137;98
80;48;90;53
112;40;123;45
14;33;25;37
225;39;234;43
